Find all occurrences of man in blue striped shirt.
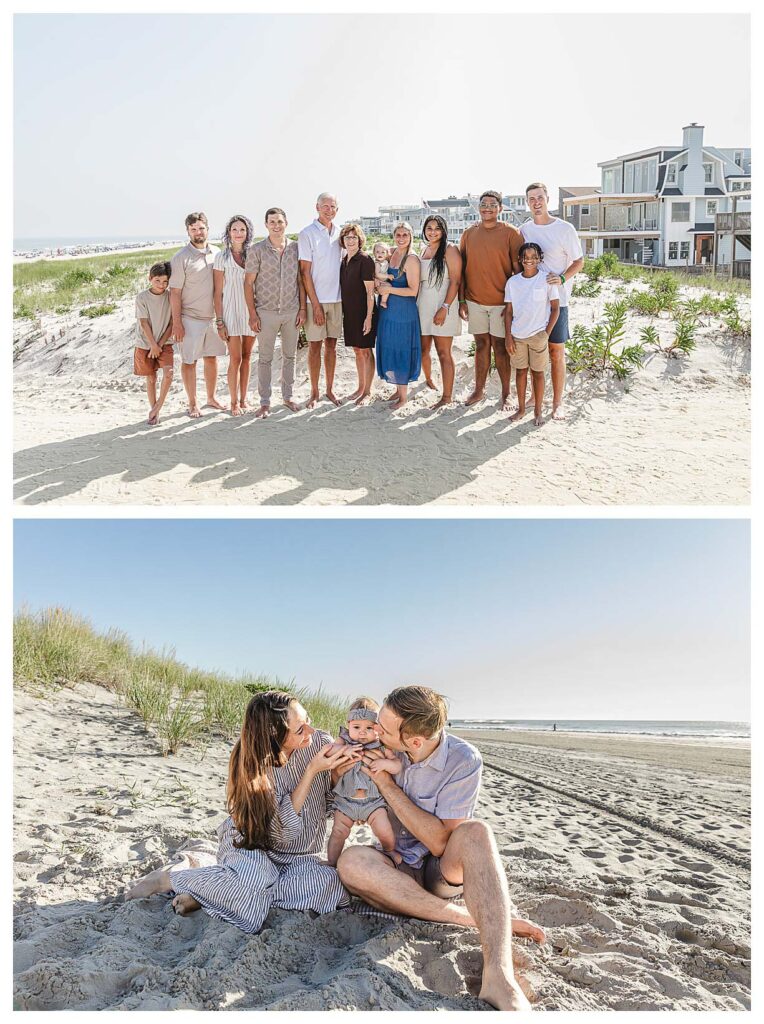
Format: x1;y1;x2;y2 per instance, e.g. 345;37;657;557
337;685;544;1012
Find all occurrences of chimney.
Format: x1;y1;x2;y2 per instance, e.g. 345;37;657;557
681;123;706;195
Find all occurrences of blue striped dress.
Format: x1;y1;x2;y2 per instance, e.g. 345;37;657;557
169;730;349;933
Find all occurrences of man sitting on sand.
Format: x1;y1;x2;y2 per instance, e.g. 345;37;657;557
134;261;174;425
337;685;545;1011
169;212;227;418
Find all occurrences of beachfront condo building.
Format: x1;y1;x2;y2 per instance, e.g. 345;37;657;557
357;194;530;243
561;124;751;276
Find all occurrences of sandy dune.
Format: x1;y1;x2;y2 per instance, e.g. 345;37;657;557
14;684;750;1010
13;281;750;506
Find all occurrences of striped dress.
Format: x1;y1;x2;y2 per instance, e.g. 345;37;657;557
213;248;253;336
168;731;349;933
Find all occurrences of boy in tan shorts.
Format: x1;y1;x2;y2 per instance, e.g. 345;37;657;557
134;262;174;425
504;242;559;426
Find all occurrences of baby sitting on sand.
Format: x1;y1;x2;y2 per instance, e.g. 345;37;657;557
326;697;399;866
373;243;393;309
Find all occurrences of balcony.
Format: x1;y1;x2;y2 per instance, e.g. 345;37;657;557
715;211;751;232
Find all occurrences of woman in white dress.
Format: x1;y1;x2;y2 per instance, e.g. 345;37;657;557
213;214;256;416
417;215;462;408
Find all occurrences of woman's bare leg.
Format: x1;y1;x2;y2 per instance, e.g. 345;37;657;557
227;337;243;415
239;336;255;409
421;334;436;389
433;336;455;407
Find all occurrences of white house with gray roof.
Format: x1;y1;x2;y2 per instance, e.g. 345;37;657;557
358;193;529;243
561;123;750;272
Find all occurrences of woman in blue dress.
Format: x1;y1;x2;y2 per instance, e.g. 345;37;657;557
376;221;422;411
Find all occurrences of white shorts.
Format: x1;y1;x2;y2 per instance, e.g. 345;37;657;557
179;316;227;365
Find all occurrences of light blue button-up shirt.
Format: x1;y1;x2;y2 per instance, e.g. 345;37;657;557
392;732;483;868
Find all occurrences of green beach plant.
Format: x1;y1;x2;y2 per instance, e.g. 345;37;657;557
80;303;117;318
566;300;646;380
572;278;601;298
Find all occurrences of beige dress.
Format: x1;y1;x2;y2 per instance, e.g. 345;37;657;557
418;258;461;336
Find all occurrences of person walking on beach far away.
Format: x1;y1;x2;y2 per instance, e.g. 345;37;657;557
213;214;256;416
521;183;584;421
458;191;521;409
244;208;306;417
298;193;344;408
337;685;545;1011
169;212;227;418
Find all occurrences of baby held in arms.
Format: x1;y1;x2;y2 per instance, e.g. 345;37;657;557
373;243;392;309
327;697;401;866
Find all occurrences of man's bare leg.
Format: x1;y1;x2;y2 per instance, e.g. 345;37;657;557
491;335;512;409
324;338;341;405
203;356;226;410
307;341;322;408
549;344;566;420
465;333;491;405
181;363;201;418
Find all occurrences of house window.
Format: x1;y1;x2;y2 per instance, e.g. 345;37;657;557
671;203;690;222
669;242;678;260
731;181;745;192
581;205;590;215
602;167;622;193
734;151;743;167
666;164;677;184
703;163;713;184
706;200;718;217
680;242;690;260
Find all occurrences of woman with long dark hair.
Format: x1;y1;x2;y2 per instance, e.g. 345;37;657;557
417;215;462;408
125;691;359;932
213;214;256;415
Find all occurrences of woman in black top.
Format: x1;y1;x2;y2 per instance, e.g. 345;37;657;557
339;222;377;406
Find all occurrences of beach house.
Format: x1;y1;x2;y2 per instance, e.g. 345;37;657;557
359;193;530;243
560;124;751;275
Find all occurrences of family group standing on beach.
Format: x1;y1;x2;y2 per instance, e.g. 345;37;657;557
134;186;583;427
126;685;546;1011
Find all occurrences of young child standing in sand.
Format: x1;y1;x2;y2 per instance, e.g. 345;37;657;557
503;242;560;426
327;697;400;866
373;243;393;309
134;262;174;425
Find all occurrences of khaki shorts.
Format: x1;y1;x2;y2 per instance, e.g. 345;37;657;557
178;316;227;365
384;852;464;899
134;344;174;376
305;301;343;342
510;329;550;372
466;301;506;339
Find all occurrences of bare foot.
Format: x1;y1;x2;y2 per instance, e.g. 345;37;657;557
533;413;544;426
230;403;243;417
283;400;299;412
204;398;227;411
498;396;512;411
464;390;484;406
479;974;532;1012
347;388;364;403
425;378;437;391
509;408;526;423
512;917;546;944
325;391;342;407
390;398;407;412
187;405;202;419
147;410;158;427
172;893;202;916
432;396;454;410
255;405;270;419
306;393;320;410
355;393;372;407
240;399;250;412
552;404;567;421
125;868;173;901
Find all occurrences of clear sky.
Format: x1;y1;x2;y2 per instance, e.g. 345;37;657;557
14;12;751;238
14;519;750;721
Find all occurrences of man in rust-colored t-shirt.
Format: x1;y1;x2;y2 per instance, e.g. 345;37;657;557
458;191;521;407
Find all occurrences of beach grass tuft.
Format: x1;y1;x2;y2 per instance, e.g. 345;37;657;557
14;606;348;753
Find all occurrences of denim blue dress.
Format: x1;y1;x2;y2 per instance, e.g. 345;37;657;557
376;264;422;385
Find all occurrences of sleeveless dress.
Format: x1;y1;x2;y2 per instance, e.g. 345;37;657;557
168;730;349;934
376;263;422;385
213;248;253;336
418;257;461;337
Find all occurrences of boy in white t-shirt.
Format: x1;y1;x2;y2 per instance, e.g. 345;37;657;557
503;243;559;426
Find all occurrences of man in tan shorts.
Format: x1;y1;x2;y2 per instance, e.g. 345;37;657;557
169;212;227;418
458;191;522;408
298;193;343;408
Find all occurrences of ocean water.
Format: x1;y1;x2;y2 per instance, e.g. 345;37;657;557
14;235;179;252
449;719;750;739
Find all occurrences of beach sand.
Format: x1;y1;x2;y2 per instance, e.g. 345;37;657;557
13;683;750;1011
13;279;750;506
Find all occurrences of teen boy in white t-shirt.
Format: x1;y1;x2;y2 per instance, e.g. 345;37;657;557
504;243;560;426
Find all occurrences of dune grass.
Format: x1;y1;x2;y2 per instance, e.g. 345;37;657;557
13;606;347;753
13;248;177;319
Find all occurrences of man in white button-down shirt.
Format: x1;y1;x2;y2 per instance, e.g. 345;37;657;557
298;193;343;408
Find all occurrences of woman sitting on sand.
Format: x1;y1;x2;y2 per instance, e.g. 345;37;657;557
125;691;360;932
